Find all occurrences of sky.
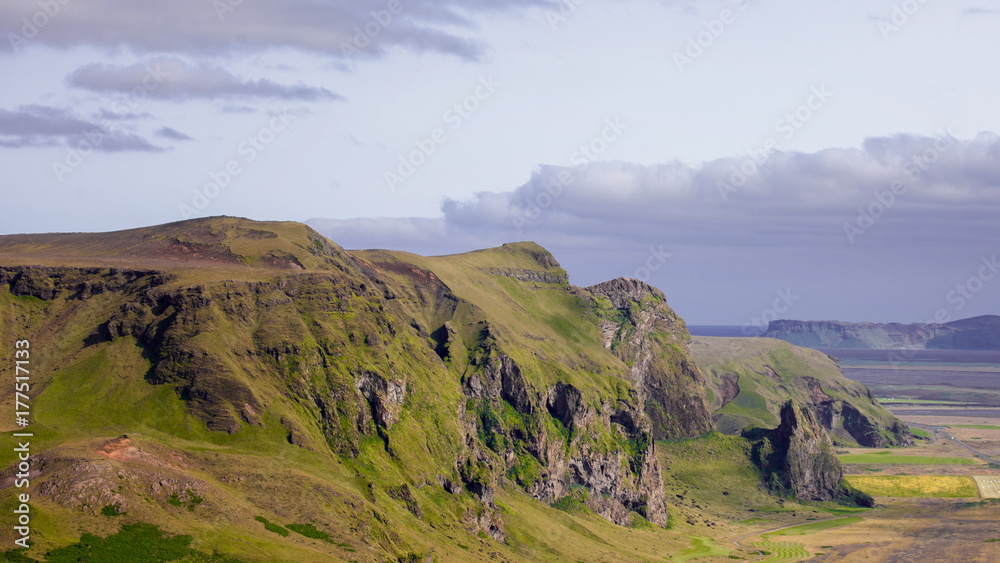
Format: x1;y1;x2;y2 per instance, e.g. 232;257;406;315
1;0;1000;326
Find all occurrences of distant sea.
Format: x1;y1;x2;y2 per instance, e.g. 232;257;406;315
687;325;745;337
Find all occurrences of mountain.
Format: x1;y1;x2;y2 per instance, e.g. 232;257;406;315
691;336;912;447
0;217;705;561
0;217;893;561
764;316;1000;350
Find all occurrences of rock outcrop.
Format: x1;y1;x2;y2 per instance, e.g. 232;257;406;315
586;278;713;440
743;401;843;502
459;332;669;531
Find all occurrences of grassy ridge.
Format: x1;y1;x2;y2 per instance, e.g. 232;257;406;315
690;336;908;447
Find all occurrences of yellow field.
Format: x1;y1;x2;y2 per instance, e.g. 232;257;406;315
845;475;980;498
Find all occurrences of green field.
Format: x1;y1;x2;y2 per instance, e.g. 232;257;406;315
951;425;1000;430
839;451;975;465
671;536;732;562
751;539;811;562
845;475;979;498
909;428;931;438
658;433;795;516
769;517;863;536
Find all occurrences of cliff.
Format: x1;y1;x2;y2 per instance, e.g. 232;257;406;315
764;317;1000;350
743;402;873;506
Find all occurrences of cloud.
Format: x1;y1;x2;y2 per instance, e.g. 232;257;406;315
314;132;1000;253
0;0;554;61
0;105;163;152
309;132;1000;322
68;58;342;101
423;132;1000;249
156;126;192;141
964;7;1000;15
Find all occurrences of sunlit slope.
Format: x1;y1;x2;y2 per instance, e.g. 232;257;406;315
691;336;911;447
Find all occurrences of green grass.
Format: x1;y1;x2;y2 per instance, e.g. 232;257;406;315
43;523;195;562
285;523;331;541
671;536;732;561
254;516;290;537
769;517;862;536
658;432;789;516
819;505;870;517
100;504;125;517
951;425;1000;430
838;452;975;465
751;539;811;562
909;428;931;438
844;475;979;498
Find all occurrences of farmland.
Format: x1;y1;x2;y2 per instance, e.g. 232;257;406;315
844;475;979;498
837;452;976;465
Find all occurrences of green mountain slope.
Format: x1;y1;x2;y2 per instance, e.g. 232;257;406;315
691;336;912;447
0;218;731;561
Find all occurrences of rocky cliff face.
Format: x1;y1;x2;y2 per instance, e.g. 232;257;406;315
460;334;668;529
585;278;713;440
743;401;843;502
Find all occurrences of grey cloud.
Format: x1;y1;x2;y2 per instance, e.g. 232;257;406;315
314;132;1000;255
0;105;163;152
964;8;1000;15
156;126;193;141
0;0;554;61
309;133;1000;323
217;104;257;114
68;58;342;101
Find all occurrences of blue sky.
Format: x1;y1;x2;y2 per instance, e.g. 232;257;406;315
2;0;1000;324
